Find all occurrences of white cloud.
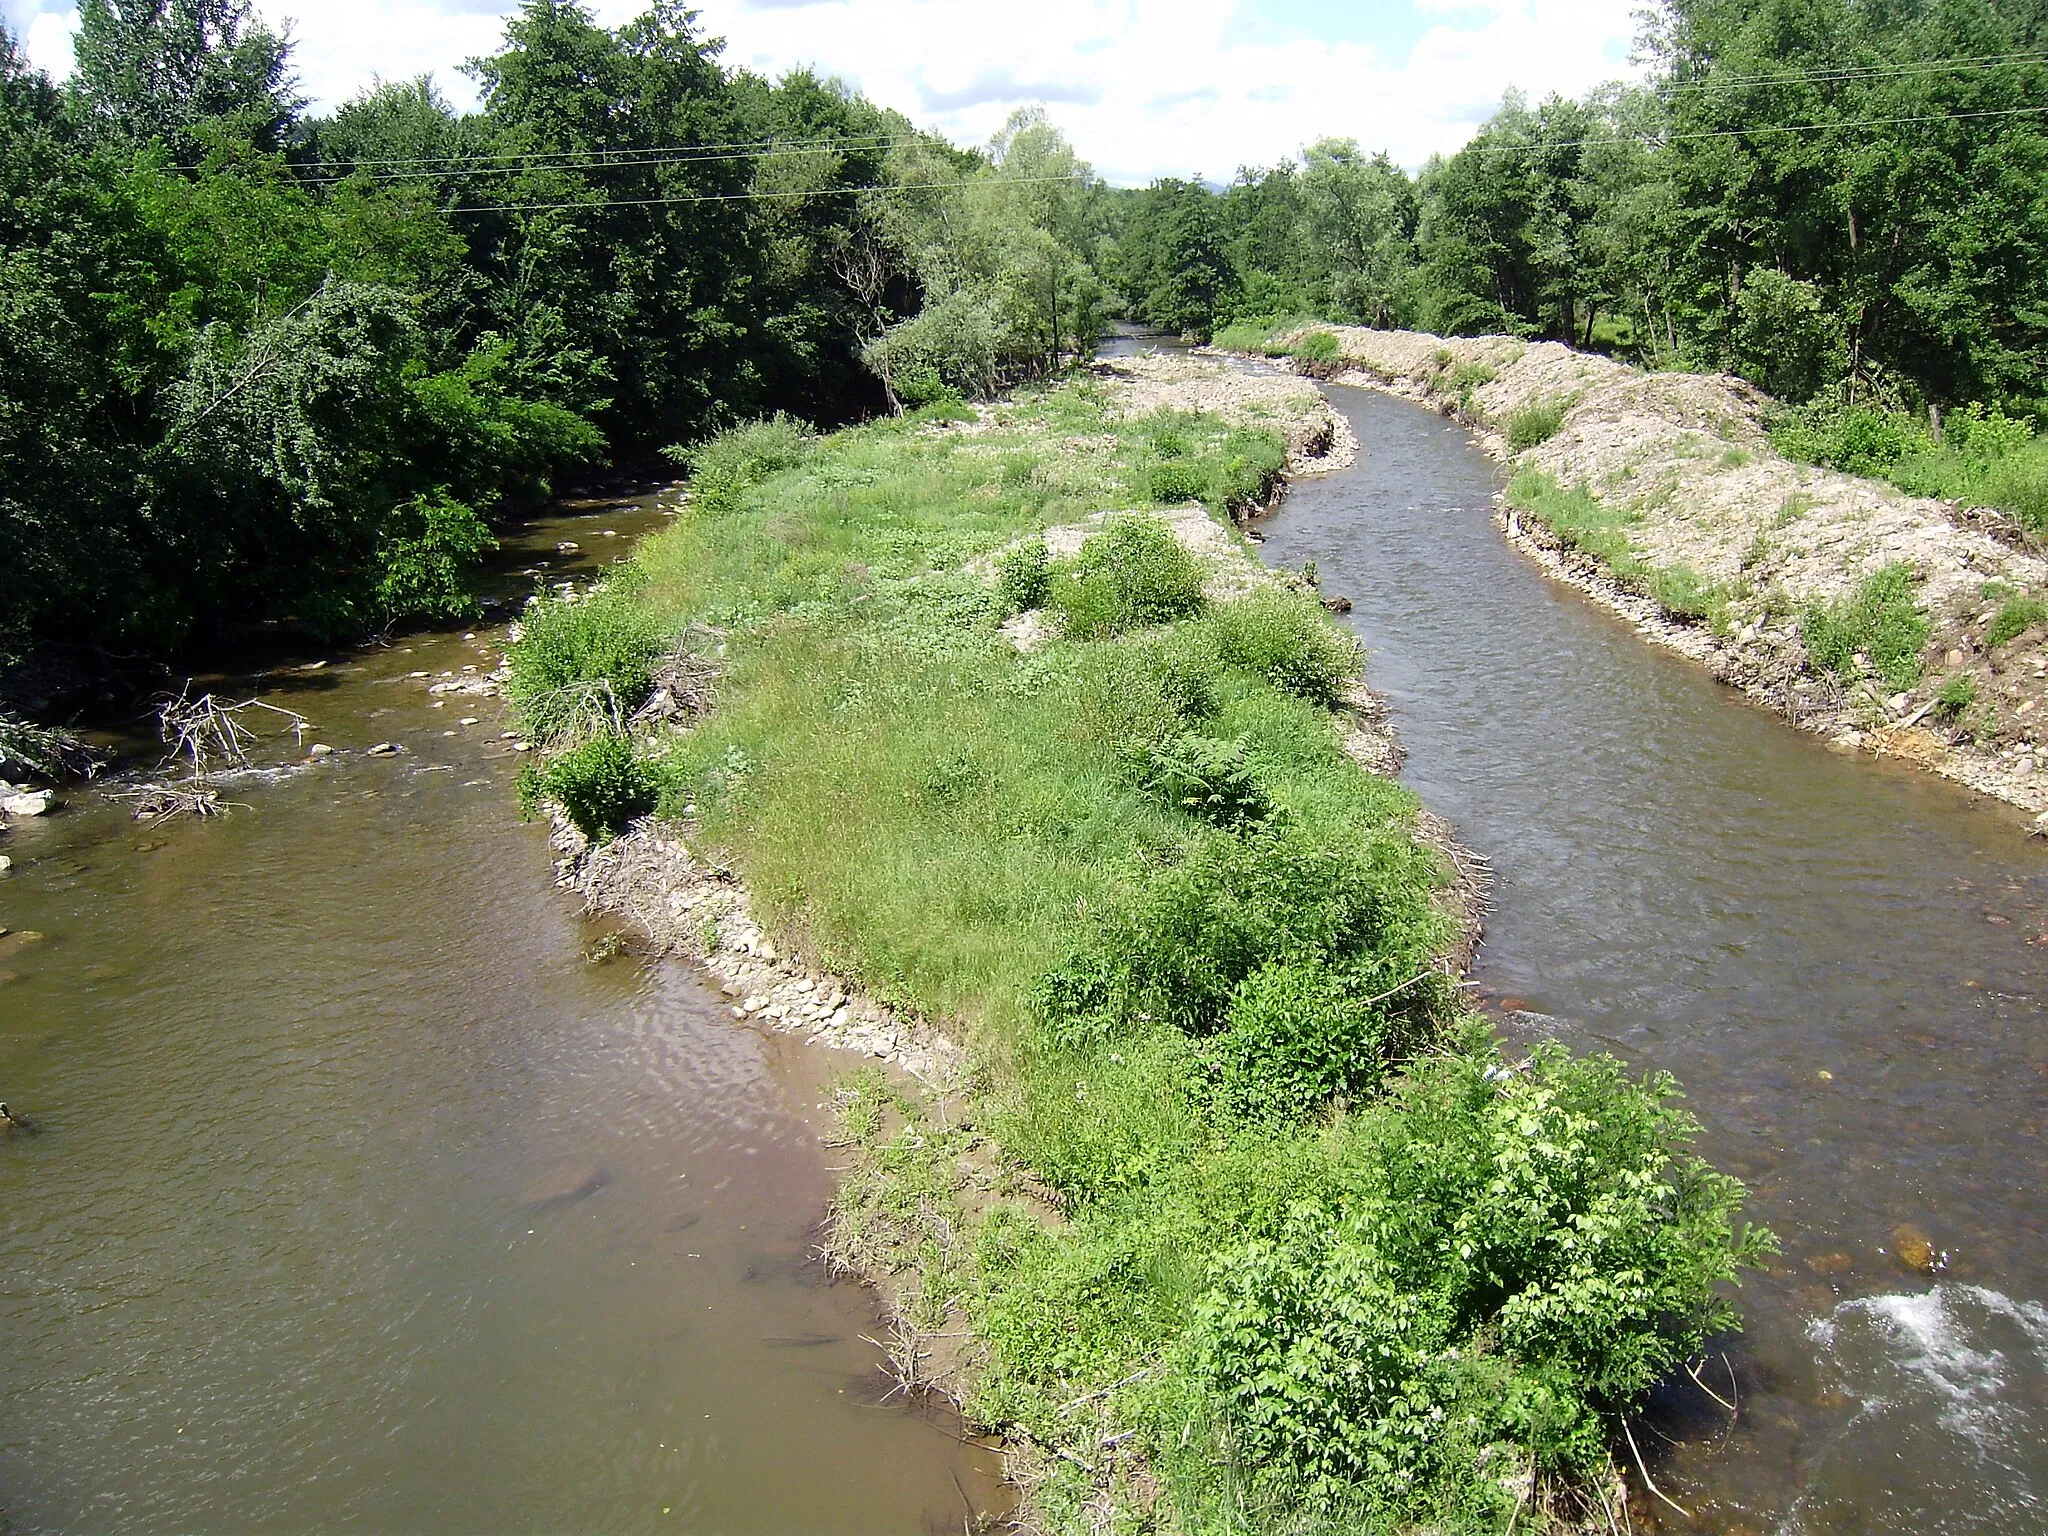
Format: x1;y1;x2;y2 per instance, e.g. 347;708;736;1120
21;4;78;78
15;0;1644;181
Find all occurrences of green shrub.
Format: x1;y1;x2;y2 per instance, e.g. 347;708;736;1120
519;731;657;841
373;489;496;624
1203;961;1399;1124
1450;361;1496;393
1189;1038;1774;1510
673;412;816;509
996;538;1051;614
1049;515;1205;639
1148;460;1209;504
1507;399;1567;450
1983;449;2048;532
1800;563;1929;688
1936;673;1978;716
1986;595;2048;649
1203;588;1359;705
1032;820;1443;1040
1138;733;1270;827
1771;405;1932;477
506;590;666;743
1291;330;1341;364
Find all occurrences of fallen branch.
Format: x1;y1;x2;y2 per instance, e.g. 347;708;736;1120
1621;1417;1693;1522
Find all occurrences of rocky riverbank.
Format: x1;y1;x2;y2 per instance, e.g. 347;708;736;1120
1235;325;2048;822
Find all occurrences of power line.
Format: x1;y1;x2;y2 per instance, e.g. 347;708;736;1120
1661;47;2048;96
297;134;914;188
307;128;932;177
448;170;1092;215
1453;103;2048;158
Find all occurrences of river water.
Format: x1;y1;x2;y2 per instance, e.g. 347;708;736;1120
1258;381;2048;1533
0;500;1000;1534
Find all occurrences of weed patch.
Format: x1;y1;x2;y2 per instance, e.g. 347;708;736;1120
1801;563;1929;689
1508;398;1567;450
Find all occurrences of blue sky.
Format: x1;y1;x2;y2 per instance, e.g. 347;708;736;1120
7;0;1645;182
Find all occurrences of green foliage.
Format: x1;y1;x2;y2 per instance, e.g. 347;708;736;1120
1506;470;1640;570
1646;563;1723;621
1801;564;1929;689
676;413;816;510
1772;406;1933;479
519;730;656;841
373;490;496;623
1507;398;1566;451
1203;587;1359;705
1937;673;1978;716
996;537;1051;614
1291;329;1340;364
1137;733;1270;827
1202;961;1399;1125
1986;596;2048;650
1147;460;1207;504
1050;514;1205;639
505;589;666;743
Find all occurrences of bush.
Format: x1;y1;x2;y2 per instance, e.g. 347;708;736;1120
1986;595;2048;649
372;488;497;624
1801;563;1929;688
1508;399;1567;450
1148;460;1208;504
1205;588;1359;705
1203;961;1399;1124
675;412;816;510
506;590;666;743
1049;515;1205;639
1138;733;1270;827
1983;449;2048;532
1189;1038;1775;1509
1290;329;1341;364
1729;270;1844;402
1032;820;1443;1040
520;731;657;841
996;538;1051;614
1771;405;1932;478
1647;563;1722;621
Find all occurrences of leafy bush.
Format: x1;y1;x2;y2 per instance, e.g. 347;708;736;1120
1291;329;1341;364
1203;961;1400;1124
1188;1039;1775;1510
1729;270;1844;402
1772;405;1932;478
1801;563;1929;688
1138;733;1270;827
996;537;1051;614
1032;820;1442;1040
1148;460;1208;504
373;489;496;623
1508;398;1567;450
519;731;657;841
1986;595;2048;649
1983;448;2048;532
675;412;816;510
506;589;666;743
1204;588;1359;705
1050;515;1206;639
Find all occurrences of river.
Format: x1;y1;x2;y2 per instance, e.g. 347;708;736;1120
0;498;1001;1534
1257;378;2048;1533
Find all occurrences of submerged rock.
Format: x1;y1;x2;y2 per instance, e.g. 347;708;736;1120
519;1160;608;1208
1;790;53;817
1889;1222;1943;1274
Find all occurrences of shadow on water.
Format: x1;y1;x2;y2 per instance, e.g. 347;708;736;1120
1258;383;2048;1534
0;487;1005;1535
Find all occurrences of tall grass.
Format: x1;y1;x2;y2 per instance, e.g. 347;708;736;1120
1774;401;2048;533
1801;562;1930;689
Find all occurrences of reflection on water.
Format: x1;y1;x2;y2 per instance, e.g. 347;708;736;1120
0;493;1000;1534
1259;385;2048;1532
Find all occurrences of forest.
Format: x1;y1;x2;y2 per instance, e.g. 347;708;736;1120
5;0;2048;705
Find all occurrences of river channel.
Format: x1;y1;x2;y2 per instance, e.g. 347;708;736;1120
0;501;1001;1533
1258;378;2048;1533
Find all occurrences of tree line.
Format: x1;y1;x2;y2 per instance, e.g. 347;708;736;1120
1108;0;2048;417
0;0;1107;691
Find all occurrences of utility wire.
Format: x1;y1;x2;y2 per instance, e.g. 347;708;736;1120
447;170;1092;215
1659;47;2048;95
306;128;932;176
1452;103;2048;157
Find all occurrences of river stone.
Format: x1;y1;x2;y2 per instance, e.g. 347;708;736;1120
307;743;334;759
0;856;10;875
1;791;53;817
520;1160;608;1208
1890;1223;1940;1274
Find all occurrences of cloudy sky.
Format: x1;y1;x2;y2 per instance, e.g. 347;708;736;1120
5;0;1644;182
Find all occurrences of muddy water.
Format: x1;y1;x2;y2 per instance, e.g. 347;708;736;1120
1259;384;2048;1533
0;498;1000;1534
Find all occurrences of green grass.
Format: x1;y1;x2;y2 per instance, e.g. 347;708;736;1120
512;382;1772;1533
1801;563;1930;690
1211;313;1322;356
1986;595;2048;649
1507;398;1568;451
1507;472;1739;626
